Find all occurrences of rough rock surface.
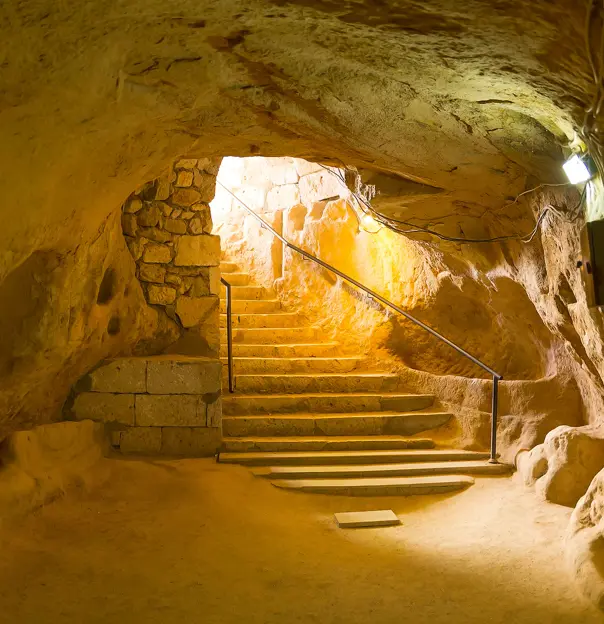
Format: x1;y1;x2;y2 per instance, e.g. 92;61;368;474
518;426;604;507
567;468;604;610
0;420;109;527
1;0;604;447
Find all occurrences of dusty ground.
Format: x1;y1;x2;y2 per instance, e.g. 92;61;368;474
0;458;601;624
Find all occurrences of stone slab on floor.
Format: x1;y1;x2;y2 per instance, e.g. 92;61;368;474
335;510;400;528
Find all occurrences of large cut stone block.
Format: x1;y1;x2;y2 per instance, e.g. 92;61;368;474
161;427;222;457
135;395;207;427
147;356;221;394
73;393;135;425
119;427;162;454
174;235;220;267
84;358;147;393
207;397;222;427
176;295;219;327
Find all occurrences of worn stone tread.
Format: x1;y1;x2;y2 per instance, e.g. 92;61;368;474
222;435;436;452
219;448;489;466
219;312;303;328
222;410;451;436
220;357;363;373
272;474;475;496
220;300;282;313
222;393;436;415
220;343;343;358
220;272;250;285
221;327;319;343
235;373;398;379
254;459;511;479
219;285;273;300
224;392;434;400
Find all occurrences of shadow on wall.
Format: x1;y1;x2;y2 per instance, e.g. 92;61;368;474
386;275;553;380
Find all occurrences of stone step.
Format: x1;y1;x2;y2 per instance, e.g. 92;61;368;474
222;393;436;416
222;411;450;436
254;459;510;479
219;356;363;374
220;262;239;273
232;373;403;394
220;300;282;314
271;475;475;496
222;436;436;453
220;327;319;344
221;272;250;286
219;448;484;466
219;343;343;358
219;312;303;329
220;285;273;300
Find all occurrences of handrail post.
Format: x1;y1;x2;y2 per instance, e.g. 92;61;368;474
489;375;500;464
221;277;235;393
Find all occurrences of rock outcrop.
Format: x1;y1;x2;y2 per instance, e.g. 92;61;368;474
567;468;604;609
0;420;108;527
518;426;604;507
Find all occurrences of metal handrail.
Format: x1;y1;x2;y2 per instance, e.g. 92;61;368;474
220;276;235;393
217;180;503;463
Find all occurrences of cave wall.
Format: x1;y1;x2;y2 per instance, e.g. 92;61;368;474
0;0;600;443
5;0;604;609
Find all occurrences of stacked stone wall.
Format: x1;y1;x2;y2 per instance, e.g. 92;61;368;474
69;356;222;456
121;157;221;353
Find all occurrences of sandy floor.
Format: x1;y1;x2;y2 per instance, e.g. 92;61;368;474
0;458;602;624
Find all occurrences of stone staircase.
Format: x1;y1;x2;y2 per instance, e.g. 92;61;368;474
219;261;510;495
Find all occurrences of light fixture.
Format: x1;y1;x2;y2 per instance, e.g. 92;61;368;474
563;154;595;185
348;195;383;233
358;211;383;234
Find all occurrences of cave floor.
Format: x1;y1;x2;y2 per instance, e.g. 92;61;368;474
0;458;601;624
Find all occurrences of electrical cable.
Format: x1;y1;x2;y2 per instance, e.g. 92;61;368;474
318;164;585;244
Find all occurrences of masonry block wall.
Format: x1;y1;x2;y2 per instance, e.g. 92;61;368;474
121;157;222;355
69;356;222;456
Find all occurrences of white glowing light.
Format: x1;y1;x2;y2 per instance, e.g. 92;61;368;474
359;212;383;233
563;154;592;184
